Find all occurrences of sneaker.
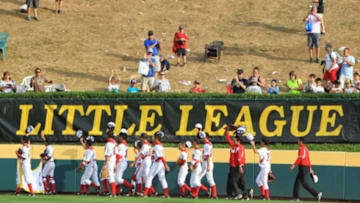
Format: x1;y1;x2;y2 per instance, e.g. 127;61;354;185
234;194;243;200
13;192;20;196
243;197;250;201
58;10;61;14
317;192;322;202
208;187;212;198
26;16;31;21
315;58;320;63
28;194;35;197
309;58;313;64
321;31;326;35
33;16;39;21
249;188;254;199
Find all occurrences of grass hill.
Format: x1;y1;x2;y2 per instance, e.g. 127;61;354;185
1;0;359;92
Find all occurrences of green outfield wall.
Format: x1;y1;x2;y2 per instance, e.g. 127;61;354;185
1;144;359;200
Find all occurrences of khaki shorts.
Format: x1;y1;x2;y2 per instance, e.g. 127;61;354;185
141;77;155;92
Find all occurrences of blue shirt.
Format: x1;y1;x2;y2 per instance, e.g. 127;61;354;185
127;86;139;93
144;39;159;56
144;58;156;77
267;86;280;95
340;56;355;78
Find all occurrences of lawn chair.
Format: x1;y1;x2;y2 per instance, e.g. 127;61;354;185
20;75;34;92
0;33;9;61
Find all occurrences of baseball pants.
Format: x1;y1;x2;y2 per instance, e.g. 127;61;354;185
256;167;270;190
190;163;202;188
81;164;100;186
177;166;188;187
115;161;128;184
145;161;168;189
199;161;215;186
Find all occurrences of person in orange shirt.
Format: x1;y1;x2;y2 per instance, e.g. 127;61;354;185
290;138;322;202
172;25;189;67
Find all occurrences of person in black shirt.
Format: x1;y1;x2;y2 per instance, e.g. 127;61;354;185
231;69;248;93
313;0;326;34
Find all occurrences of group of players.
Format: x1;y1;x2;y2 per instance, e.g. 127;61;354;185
15;122;322;201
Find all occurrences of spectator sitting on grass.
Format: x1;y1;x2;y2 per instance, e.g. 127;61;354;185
329;80;343;93
127;79;139;93
247;77;262;94
160;56;171;72
267;79;279;95
189;80;206;93
313;78;325;93
344;80;357;94
141;49;156;92
0;72;16;93
249;67;265;87
304;73;316;93
286;71;303;94
151;71;171;92
30;67;53;92
108;70;120;93
231;68;248;94
323;43;339;83
354;72;360;91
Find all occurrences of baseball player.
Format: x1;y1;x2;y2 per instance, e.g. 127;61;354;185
77;133;101;195
189;140;202;198
198;131;218;198
130;133;152;196
15;126;34;196
176;141;192;197
143;131;170;198
290;137;322;202
40;131;56;195
115;128;134;195
100;122;117;197
224;125;250;200
129;140;143;195
250;137;271;200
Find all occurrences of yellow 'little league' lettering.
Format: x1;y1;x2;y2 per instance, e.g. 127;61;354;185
135;105;163;135
59;105;85;135
16;105;41;135
259;105;286;137
43;105;58;135
176;105;198;136
86;105;111;136
204;105;228;136
316;105;344;136
233;106;256;136
290;105;317;137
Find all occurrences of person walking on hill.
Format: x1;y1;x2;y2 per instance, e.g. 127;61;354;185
173;25;189;67
304;6;322;63
290;137;322;202
55;0;63;14
26;0;40;21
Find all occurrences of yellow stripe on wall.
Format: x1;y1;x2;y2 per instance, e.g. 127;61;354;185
1;144;359;167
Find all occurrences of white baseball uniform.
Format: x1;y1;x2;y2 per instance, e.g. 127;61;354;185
102;138;116;183
138;141;152;185
17;145;33;185
42;145;55;184
80;146;100;186
115;141;128;184
144;142;168;189
256;147;271;190
190;148;202;188
134;152;143;185
199;141;216;187
177;150;189;187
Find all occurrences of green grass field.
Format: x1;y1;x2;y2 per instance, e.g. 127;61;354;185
0;194;331;203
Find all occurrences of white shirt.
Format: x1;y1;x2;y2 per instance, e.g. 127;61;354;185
344;87;357;94
108;84;119;92
135;152;142;168
325;51;339;71
179;150;188;169
258;147;271;169
331;87;343;93
116;142;128;162
307;14;322;34
152;79;171;92
313;86;325;93
104;139;116;164
20;145;31;165
340;56;356;78
152;143;164;161
247;85;262;94
203;142;213;161
83;147;96;166
191;148;201;165
44;145;54;162
0;80;16;93
140;142;152;161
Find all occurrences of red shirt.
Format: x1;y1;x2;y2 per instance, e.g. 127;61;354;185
294;144;312;168
189;87;206;93
225;131;245;167
172;32;189;53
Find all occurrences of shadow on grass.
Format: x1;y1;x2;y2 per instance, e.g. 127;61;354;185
47;67;108;82
1;0;23;6
234;21;302;34
106;52;140;63
0;9;25;20
223;46;307;63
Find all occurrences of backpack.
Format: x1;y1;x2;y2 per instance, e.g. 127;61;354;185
305;20;312;32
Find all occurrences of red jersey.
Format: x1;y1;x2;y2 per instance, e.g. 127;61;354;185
294;144;312;168
189;87;206;93
172;31;189;53
225;131;245;167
